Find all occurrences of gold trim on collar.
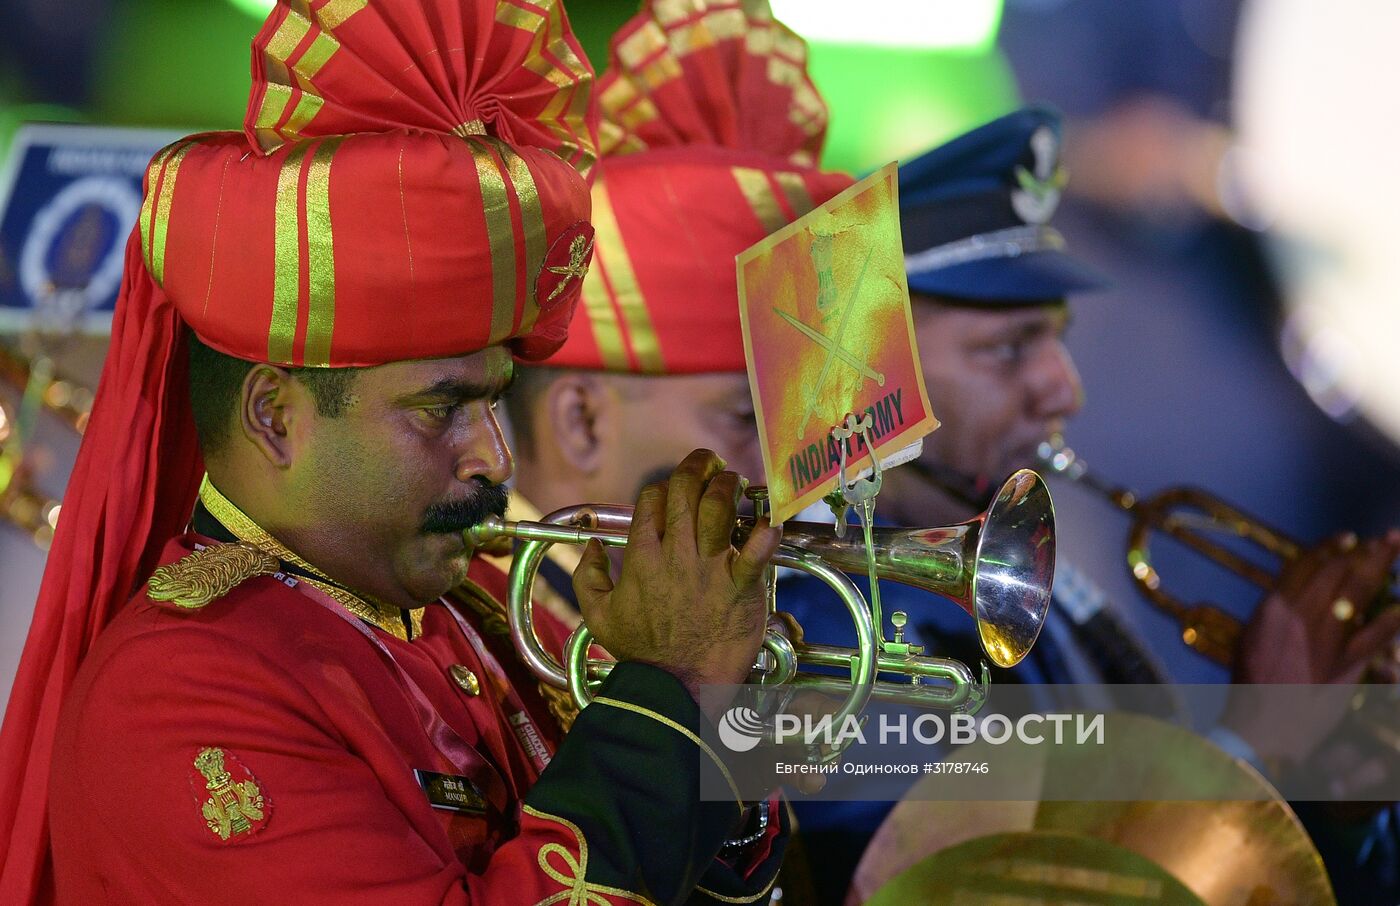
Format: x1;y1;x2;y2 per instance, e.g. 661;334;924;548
198;476;423;641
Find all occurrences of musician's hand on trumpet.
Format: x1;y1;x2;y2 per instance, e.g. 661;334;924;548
571;448;782;721
1234;530;1400;685
1221;530;1400;770
477;459;1051;725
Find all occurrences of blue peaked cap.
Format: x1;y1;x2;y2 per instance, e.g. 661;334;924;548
899;106;1109;303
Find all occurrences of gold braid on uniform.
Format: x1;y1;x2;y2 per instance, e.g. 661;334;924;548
450;579;581;733
533;679;581;734
148;543;280;609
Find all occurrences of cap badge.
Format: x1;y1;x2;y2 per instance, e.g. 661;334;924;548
191;747;270;842
1011;125;1068;225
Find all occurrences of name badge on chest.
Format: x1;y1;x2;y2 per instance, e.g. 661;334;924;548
414;769;489;816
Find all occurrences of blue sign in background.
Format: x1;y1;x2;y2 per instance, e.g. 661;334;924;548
0;124;181;333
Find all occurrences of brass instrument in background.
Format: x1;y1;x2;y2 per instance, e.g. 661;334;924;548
1037;435;1396;665
0;343;93;434
467;470;1056;731
0;398;62;548
0;343;93;548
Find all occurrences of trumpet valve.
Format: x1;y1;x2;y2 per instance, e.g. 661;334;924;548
743;483;770;522
883;611;923;659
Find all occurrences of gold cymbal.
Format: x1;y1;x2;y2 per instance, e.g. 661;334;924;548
850;714;1335;906
865;831;1209;906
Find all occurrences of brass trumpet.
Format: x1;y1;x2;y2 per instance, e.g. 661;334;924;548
0;344;91;548
466;469;1056;729
1037;435;1394;665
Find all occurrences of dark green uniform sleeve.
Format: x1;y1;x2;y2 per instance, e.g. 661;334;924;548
524;663;776;906
687;797;789;905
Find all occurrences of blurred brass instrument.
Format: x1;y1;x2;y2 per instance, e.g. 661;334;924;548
0;397;63;548
853;713;1339;906
0;343;91;548
467;470;1056;730
0;343;93;434
1037;435;1394;665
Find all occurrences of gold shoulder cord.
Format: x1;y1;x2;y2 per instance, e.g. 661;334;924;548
148;543;280;610
198;476;423;641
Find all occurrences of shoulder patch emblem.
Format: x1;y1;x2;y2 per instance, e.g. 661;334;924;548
191;747;270;842
148;543;280;610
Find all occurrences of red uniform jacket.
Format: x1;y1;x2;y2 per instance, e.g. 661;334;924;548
48;535;783;904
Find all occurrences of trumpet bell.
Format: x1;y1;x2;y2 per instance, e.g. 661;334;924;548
972;469;1056;667
775;469;1055;668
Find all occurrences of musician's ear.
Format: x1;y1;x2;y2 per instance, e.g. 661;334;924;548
544;372;612;476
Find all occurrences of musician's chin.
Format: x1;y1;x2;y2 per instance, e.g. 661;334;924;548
416;533;472;597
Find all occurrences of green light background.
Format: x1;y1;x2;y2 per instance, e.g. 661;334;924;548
3;0;1019;174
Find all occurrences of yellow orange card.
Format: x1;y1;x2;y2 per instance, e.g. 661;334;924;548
737;163;938;524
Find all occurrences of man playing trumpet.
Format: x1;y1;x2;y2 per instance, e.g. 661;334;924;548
787;107;1400;901
0;2;787;904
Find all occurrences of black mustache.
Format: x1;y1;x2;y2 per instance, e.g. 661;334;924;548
421;482;509;534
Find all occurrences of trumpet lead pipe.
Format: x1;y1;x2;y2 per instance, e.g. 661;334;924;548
468;514;629;548
797;642;975;685
787;674;975;711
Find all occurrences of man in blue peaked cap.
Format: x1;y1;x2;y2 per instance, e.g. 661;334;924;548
781;108;1170;902
876;107;1167;691
783;106;1400;904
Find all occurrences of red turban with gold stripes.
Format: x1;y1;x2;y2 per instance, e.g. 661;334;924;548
544;0;852;374
153;0;596;366
0;3;595;900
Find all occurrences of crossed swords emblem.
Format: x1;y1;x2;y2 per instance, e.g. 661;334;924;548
545;233;594;303
774;237;885;439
